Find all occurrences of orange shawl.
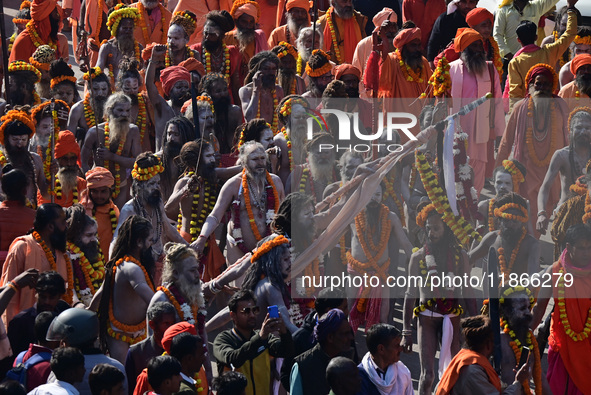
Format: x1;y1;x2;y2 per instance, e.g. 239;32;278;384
436;349;501;395
323;8;362;64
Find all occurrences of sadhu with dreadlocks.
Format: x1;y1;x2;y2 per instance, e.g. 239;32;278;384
92;215;155;364
537;107;591;235
239;51;284;132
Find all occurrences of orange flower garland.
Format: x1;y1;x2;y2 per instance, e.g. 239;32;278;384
50;75;77;90
383;175;405;225
157;285;199;324
165;45;194;68
108;255;154;344
281;127;293;172
525;98;558;167
136;93;147;145
502;160;525;192
416;203;436;228
242;170;280;241
25;20;57;51
276;41;298;60
251;234;290;262
0;151;6;167
501;318;542;395
256;90;279;132
557;267;591;342
488;198;496;232
497;227;526;280
8;61;41;83
570;176;587;196
574;35;591;45
397;49;423;83
103;123;125;198
131;159;164;181
429;56;451;97
488;37;503;77
494;203;528;223
583;191;591;224
32;231;74;305
416;151;481;246
67;242;105;294
305;49;332;77
136;2;167;45
0;109;36;145
325;7;342;64
83;93;96;128
29;56;49;71
203;44;231;81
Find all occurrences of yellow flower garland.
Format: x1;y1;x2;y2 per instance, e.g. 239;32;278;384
325;7;342;64
494;202;528;223
107;6;140;37
8;60;41;83
574;35;591;46
131;160;164;181
502;159;525;192
25;20;57;51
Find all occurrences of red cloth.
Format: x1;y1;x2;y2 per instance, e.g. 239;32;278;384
160;66;190;97
454;28;483;53
393;27;421;50
0;201;36;266
334;63;361;80
570;54;591;76
30;0;61;53
526;64;555;91
161;322;197;353
84;166;114;189
190;43;242;104
466;8;493;28
179;58;205;77
402;0;446;48
18;344;52;392
547;345;585;395
54;130;80;159
436;349;501;394
37;177;87;208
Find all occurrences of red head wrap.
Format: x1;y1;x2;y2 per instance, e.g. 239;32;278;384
85;167;114;189
160;66;190;97
161;322;197;354
393;27;421;50
334;63;361;80
179;58;206;77
453;28;484;53
525;63;558;93
466;8;493;28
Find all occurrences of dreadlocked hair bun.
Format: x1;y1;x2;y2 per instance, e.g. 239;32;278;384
171;10;197;37
206;10;235;33
322;80;347;99
244;51;280;84
461;315;492;351
118;56;140;74
307;49;331;70
49;59;74;79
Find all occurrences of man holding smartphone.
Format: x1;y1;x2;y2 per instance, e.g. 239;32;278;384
213;289;294;395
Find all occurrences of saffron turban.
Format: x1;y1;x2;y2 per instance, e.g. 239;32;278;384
54;130;80;160
454;28;483;53
571;54;591;76
466;8;494;28
85;167;114;189
393;27;421;50
372;7;397;30
286;0;310;11
525;63;556;92
161;322;197;354
232;1;259;22
160;66;190;96
31;0;58;21
334;63;361;80
179;58;206;77
314;308;347;343
142;42;156;62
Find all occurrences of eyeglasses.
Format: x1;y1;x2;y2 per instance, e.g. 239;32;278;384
240;306;260;315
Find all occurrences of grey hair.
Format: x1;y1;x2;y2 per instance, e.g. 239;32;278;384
570;109;591;130
147;301;176;322
296;26;323;50
238;140;266;166
103;92;132;120
161;242;200;284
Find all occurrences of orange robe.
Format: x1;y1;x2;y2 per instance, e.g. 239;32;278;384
37;177;87;208
548;260;591;393
173;0;232;46
0;201;36;267
558;81;591;114
90;202;119;262
81;0;109;65
268;24;297;48
0;235;70;326
10;30;69;63
496;97;569;238
130;2;171;48
224;29;269;88
436;349;501;394
378;51;432;142
402;0;446;51
318;11;367;65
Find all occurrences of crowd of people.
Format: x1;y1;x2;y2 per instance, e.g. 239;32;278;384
0;0;590;393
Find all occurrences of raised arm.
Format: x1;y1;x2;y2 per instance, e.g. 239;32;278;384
537;150;566;234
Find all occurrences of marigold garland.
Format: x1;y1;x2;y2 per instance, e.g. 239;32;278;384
557;266;591;342
396;49;423;83
67;242;105;294
25;20;57;51
252;235;290;262
157;285;202;325
383;174;405;225
429;56;451;97
415;151;481;247
8;34;15;53
165;45;194;68
136;2;167;45
499;286;535;307
305;49;332;77
29;56;49;71
0;109;35;145
296;54;304;76
203;44;231;81
498;227;526;280
488;37;503;77
574;35;591;46
501;318;542;395
83;66;103;81
131;160;164;181
502;159;525;191
53;176;79;203
83;93;96;128
136;93;147;145
570;175;588;196
325;7;342;64
276;41;298;60
8;60;41;83
416;203;436;228
488;198;496;232
281;127;293;172
525;63;558;93
93;206;118;235
103;122;125;198
50;75;77;90
32;101;62;189
176;173;217;243
494;203;528;223
243;169;279;241
256;90;278;132
0;151;6;168
32;231;74;305
107;6;140;37
108;255;154;344
525;98;558;167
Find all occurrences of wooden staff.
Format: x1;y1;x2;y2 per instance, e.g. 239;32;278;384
50;99;56;203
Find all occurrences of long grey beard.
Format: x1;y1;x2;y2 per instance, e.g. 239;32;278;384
176;276;205;308
235;29;255;53
308;157;334;183
57;167;78;197
460;50;487;77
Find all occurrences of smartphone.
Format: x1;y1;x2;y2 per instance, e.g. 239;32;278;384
518;346;530;368
268;305;279;318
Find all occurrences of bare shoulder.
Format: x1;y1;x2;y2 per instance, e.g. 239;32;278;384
70;100;83;113
477;199;489;211
229;104;242;117
270;173;282;186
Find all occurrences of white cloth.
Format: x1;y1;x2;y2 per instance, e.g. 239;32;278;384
180;372;196;385
360;352;413;395
28;380;80;395
443;117;457;215
419;310;457;379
